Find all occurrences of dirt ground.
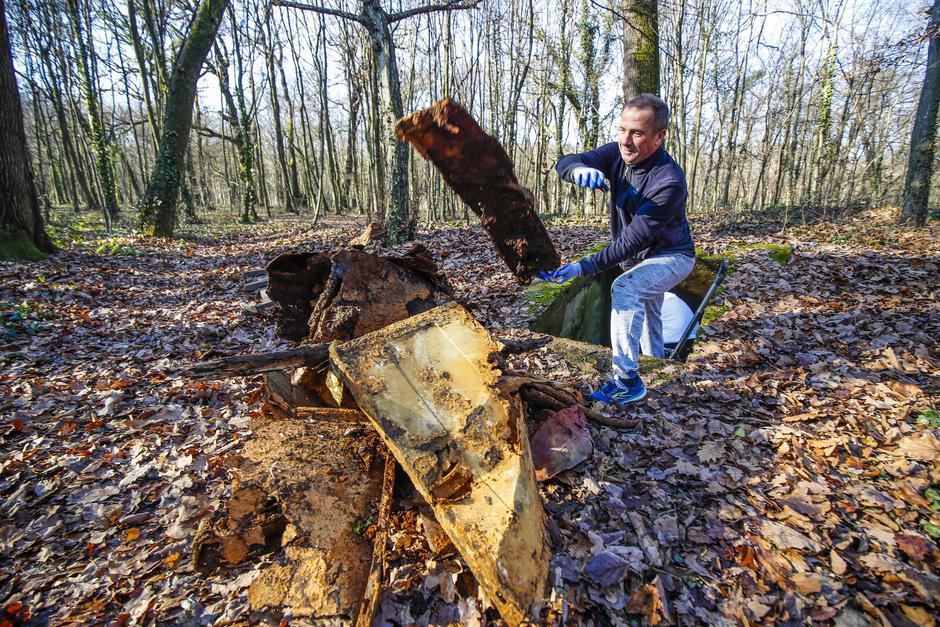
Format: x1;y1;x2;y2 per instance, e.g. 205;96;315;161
0;209;937;625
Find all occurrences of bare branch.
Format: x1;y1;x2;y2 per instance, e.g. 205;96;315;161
388;0;481;24
270;0;365;25
193;125;238;145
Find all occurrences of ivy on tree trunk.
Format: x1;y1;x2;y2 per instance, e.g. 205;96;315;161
138;0;229;237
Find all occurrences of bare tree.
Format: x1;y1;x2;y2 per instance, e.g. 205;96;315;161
138;0;229;237
273;0;480;244
902;0;940;226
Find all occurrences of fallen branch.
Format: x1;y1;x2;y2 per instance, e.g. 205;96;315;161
356;447;397;627
181;344;329;380
518;380;639;429
184;334;548;381
498;334;552;355
295;407;368;422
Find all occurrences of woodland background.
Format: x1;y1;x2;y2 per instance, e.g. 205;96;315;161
1;0;939;623
3;0;927;236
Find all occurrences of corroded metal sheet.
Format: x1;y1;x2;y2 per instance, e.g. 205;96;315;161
265;245;451;343
238;417;386;623
329;302;549;626
395;99;560;283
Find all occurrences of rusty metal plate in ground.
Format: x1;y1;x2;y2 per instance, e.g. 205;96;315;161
237;416;385;622
329;302;549;626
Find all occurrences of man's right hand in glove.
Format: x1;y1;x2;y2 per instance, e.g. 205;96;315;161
571;167;609;192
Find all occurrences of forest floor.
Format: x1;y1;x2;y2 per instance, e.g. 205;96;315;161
0;208;937;625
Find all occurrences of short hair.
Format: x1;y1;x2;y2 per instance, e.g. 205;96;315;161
624;93;669;132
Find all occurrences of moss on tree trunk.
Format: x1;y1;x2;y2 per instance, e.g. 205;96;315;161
138;0;229;237
621;0;660;98
0;0;55;258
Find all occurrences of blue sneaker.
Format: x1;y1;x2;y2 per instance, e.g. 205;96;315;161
587;375;647;404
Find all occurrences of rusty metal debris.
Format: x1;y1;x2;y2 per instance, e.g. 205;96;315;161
330;302;550;626
183;226;609;624
193;416;389;623
395;98;560;283
265;244;452;342
530;405;594;481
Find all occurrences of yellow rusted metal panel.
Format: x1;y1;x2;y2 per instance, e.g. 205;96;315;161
330;302;549;626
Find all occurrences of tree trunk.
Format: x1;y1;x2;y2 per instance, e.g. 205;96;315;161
138;0;229;237
360;0;411;244
263;12;293;213
65;0;120;227
0;0;54;256
901;0;940;227
621;0;660;98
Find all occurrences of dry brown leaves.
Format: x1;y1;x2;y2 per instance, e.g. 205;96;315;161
1;210;936;625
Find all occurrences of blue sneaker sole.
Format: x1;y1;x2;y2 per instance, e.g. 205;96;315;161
611;387;647;404
587;383;648;405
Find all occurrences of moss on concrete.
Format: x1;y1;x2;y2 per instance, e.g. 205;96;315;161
526;274;611;345
524;278;578;318
0;233;45;261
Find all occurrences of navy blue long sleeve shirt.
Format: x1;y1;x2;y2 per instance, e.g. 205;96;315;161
556;143;694;275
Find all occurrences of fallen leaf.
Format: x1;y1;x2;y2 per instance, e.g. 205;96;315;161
760;520;824;553
626;582;668;625
583;550;630;587
831;549;847;575
897;534;930;562
900;604;936;627
529;405;593;481
859;553;940;601
894;432;940;461
697;440;724;463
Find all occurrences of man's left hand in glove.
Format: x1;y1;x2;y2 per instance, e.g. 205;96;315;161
536;262;583;284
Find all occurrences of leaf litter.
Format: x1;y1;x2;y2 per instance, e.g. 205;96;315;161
0;210;937;625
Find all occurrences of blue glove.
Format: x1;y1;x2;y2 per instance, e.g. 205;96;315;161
535;270;555;282
571;167;609;192
547;262;583;284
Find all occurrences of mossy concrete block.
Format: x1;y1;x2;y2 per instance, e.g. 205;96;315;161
525;271;617;346
526;247;725;346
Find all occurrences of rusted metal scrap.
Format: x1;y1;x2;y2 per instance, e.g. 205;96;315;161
265;244;452;342
330;302;550;626
193;411;390;624
395;98;561;283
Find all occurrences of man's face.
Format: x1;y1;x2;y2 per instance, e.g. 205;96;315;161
617;106;666;165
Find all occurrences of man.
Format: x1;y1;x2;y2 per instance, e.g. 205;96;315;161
544;94;695;404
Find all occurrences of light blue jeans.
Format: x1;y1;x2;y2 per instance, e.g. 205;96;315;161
610;253;695;380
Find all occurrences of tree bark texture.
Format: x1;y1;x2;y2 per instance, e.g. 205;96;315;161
0;0;54;255
622;0;660;99
65;0;120;225
395;98;560;283
902;0;940;227
360;0;411;244
138;0;229;237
